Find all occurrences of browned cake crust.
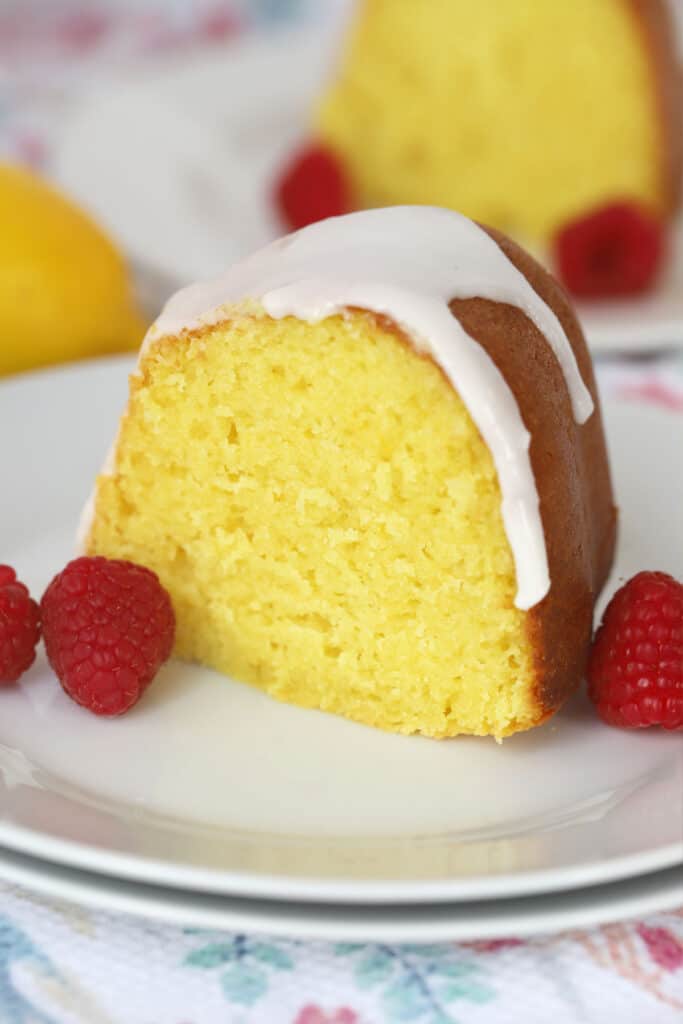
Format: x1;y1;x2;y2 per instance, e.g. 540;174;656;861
448;230;617;720
628;0;683;213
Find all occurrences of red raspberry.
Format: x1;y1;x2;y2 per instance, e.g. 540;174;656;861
588;571;683;730
553;201;665;298
274;142;354;231
41;557;175;716
0;566;41;684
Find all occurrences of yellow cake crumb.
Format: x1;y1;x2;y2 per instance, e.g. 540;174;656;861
87;309;540;738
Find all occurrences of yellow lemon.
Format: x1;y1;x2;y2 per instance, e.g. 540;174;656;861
0;163;147;376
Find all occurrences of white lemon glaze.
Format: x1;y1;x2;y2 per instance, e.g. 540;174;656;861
86;207;593;609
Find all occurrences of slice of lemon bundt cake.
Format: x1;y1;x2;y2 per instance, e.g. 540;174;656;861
315;0;682;244
82;207;616;738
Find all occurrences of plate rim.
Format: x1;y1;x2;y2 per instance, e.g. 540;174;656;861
0;842;681;943
0;814;681;905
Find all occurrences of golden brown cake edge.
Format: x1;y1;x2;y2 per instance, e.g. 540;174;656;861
448;229;617;725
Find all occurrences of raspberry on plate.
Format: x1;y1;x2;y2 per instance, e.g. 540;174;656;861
553;201;665;299
274;142;354;231
0;565;41;684
588;571;683;730
41;556;175;716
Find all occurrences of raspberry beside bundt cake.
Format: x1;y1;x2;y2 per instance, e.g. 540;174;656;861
81;207;616;738
315;0;682;244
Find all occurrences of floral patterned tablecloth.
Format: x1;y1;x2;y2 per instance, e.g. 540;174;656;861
0;883;682;1023
0;3;682;1021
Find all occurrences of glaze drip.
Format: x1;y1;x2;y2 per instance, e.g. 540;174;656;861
146;208;594;609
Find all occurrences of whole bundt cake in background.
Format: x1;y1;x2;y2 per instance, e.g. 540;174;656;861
81;207;616;739
314;0;681;247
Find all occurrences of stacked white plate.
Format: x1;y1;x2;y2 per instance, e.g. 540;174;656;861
0;357;681;941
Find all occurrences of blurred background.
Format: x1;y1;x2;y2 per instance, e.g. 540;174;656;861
1;0;683;378
0;0;349;376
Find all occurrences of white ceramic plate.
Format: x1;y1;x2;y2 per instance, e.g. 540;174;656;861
0;357;682;907
53;26;683;352
0;843;681;942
